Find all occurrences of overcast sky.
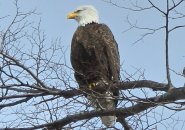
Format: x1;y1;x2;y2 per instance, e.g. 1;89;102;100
1;0;185;129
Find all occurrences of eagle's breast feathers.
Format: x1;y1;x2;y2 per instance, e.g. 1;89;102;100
71;23;120;86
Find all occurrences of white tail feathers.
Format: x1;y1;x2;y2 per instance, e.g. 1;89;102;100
101;115;117;128
87;91;117;127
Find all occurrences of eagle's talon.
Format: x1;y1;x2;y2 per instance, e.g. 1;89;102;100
88;83;96;89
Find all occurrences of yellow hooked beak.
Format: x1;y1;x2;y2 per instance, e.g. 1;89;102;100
67;12;78;19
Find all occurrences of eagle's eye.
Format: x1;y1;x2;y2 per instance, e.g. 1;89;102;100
75;10;82;13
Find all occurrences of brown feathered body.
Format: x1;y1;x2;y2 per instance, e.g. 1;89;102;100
70;23;120;127
70;23;120;105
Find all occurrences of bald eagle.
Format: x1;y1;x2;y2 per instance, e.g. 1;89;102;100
67;5;120;127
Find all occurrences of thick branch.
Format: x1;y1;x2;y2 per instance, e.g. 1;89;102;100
0;97;31;109
0;80;170;101
3;86;185;129
165;0;173;87
56;80;169;99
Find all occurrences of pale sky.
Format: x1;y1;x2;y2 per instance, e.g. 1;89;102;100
1;0;185;129
1;0;184;85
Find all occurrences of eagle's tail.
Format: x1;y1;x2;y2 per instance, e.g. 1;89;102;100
87;91;117;127
101;115;117;128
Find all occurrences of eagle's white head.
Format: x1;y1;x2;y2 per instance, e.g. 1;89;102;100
67;5;99;26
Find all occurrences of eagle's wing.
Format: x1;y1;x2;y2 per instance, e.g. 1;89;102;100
96;24;120;107
71;24;120;90
98;24;120;82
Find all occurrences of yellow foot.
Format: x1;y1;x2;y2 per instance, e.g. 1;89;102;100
88;83;96;89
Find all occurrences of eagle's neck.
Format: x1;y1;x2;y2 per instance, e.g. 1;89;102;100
77;14;99;26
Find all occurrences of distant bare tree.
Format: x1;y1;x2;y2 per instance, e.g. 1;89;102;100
1;0;185;130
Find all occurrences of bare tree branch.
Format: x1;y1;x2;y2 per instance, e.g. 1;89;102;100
102;0;153;11
1;0;185;129
2;85;184;129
